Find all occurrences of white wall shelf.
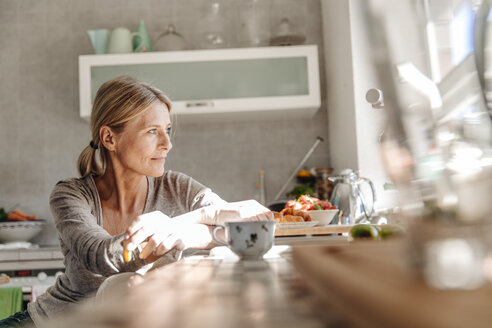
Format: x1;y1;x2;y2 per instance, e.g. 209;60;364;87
78;45;321;123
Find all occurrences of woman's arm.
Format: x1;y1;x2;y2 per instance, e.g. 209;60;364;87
173;199;274;225
50;180;147;275
164;173;271;225
123;200;273;262
138;223;221;262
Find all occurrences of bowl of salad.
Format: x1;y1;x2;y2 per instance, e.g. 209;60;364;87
284;195;339;226
0;207;44;242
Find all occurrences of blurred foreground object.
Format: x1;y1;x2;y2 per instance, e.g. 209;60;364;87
363;0;492;289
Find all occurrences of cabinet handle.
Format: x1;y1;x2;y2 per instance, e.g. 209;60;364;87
186;101;214;108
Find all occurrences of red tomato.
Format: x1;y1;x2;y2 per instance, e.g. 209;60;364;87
298;195;312;204
302;203;315;211
329;205;338;210
293;202;303;210
285;200;296;209
319;201;332;210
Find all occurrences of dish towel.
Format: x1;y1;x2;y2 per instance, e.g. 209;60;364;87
0;287;23;319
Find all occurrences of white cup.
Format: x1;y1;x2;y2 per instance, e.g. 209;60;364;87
212;221;275;260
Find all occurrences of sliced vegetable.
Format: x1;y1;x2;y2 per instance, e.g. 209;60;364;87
286;185;316;199
0;205;20;221
284;200;296;210
283;194;338;212
7;209;37;221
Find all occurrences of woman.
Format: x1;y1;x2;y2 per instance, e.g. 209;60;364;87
0;76;272;327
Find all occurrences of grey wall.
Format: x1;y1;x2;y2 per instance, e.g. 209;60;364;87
0;0;329;245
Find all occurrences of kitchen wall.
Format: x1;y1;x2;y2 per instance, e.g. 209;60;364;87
0;0;329;245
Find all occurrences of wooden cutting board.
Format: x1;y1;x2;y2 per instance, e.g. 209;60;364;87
275;224;353;236
292;239;492;328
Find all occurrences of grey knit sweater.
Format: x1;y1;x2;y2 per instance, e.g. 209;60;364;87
28;171;223;326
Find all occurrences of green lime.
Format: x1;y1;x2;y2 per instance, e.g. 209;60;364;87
350;224;379;240
379;224;405;239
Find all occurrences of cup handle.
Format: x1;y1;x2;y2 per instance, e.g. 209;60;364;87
212;225;228;246
132;32;145;52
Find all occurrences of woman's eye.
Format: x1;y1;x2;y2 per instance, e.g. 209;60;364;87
166;127;172;135
148;129;157;135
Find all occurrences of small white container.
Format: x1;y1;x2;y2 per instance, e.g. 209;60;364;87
305;209;339;226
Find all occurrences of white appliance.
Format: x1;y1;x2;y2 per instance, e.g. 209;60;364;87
0;247;64;302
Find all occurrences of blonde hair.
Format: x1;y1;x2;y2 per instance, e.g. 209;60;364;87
77;76;172;178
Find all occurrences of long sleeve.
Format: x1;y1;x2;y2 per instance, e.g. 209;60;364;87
153;170;227;216
49;180;146;276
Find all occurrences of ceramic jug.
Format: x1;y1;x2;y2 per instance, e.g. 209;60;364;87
87;29;109;54
107;28;142;54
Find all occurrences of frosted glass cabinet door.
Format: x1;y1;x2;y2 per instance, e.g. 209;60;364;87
90;57;309;101
79;45;320;122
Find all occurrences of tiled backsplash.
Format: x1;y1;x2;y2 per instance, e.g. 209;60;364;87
0;0;329;245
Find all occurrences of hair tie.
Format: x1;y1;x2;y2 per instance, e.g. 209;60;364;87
89;140;98;150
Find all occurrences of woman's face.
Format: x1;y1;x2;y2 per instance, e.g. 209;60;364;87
111;101;172;177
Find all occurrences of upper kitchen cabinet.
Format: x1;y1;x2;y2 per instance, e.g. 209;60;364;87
78;45;321;122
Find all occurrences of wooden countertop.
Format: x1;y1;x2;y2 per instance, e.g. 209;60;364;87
42;237;492;328
44;246;343;328
292;239;492;328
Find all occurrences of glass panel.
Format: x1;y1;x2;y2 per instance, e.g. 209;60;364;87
91;57;309;102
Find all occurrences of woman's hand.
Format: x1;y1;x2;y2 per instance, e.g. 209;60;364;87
199;199;273;226
123;211;172;252
140;223;212;260
123;211;213;262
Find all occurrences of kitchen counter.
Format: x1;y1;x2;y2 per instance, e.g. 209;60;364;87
0;246;64;271
0;246;64;296
20;232;492;328
293;239;492;328
42;244;348;328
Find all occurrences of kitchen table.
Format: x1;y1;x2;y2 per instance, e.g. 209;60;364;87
42;244;349;328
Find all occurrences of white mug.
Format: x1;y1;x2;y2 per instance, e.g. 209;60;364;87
106;27;142;54
212;220;275;260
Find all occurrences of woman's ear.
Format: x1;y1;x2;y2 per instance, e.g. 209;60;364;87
100;126;117;152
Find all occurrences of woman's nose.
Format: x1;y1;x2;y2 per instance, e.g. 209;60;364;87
161;132;172;151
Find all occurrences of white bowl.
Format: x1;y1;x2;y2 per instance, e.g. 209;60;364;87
305;209;339;226
96;272;142;302
0;220;45;243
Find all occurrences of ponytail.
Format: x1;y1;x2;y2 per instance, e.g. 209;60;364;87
77;145;105;178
